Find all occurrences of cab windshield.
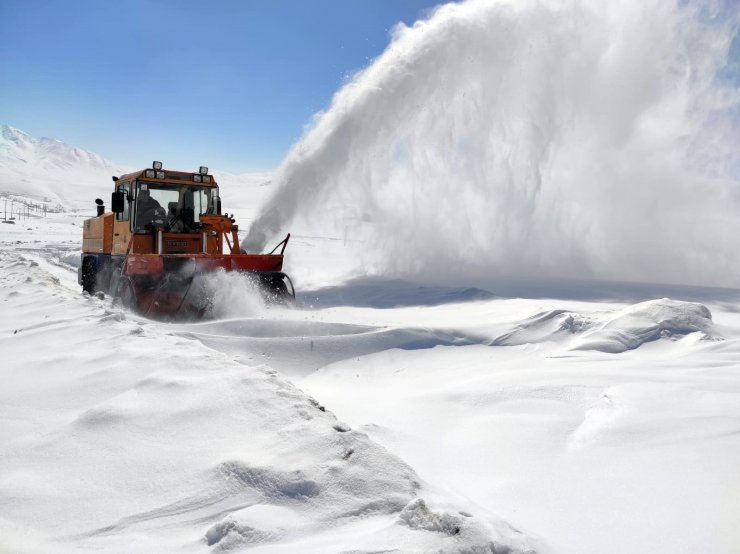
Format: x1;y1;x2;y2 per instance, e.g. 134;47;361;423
134;182;214;232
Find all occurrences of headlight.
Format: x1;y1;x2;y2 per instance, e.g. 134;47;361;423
193;174;203;182
156;171;165;179
199;166;208;175
145;169;155;178
153;161;163;170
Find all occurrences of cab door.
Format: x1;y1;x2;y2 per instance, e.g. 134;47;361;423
111;181;132;255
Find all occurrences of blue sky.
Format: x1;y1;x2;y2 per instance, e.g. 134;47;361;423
0;0;445;172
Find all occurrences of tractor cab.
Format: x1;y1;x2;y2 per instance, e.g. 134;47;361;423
106;162;233;256
112;162;222;236
132;181;214;233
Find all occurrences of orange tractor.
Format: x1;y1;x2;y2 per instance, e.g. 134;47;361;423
79;162;293;318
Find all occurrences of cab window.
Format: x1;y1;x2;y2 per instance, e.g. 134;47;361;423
133;182;213;232
116;182;130;221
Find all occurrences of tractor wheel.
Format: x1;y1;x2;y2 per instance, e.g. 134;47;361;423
267;277;291;304
81;258;96;294
117;277;138;313
107;269;121;298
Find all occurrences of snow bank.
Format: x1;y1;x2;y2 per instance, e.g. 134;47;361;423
491;298;718;352
572;298;718;353
491;309;592;346
246;0;740;288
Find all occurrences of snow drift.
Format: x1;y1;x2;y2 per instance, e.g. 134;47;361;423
246;0;740;288
491;298;718;352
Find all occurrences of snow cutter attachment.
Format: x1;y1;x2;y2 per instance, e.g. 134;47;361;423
79;162;294;319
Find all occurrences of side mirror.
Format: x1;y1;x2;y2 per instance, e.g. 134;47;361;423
111;191;125;214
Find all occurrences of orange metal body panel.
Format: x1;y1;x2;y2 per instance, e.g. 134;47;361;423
111;218;132;255
82;214;114;253
160;235;202;254
130;234;155;254
128;233;220;254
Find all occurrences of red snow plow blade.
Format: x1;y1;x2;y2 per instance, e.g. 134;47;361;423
118;249;294;319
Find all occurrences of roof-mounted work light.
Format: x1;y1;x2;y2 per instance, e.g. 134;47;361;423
199;166;208;175
145;169;155;178
153;161;163;170
193;174;203;183
156;171;165;179
203;175;212;184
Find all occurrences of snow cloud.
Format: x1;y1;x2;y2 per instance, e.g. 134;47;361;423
246;0;740;288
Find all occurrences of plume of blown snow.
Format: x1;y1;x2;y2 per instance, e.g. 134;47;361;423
197;270;269;319
245;0;740;288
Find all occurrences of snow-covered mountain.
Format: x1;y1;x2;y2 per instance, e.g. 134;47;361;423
0;125;130;209
0;125;122;173
0;125;273;214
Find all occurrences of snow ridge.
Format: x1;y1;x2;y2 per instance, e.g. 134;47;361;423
491;298;718;352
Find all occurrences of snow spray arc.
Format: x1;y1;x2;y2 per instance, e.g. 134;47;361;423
245;0;740;288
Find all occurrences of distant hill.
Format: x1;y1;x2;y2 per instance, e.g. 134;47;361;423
0;125;130;209
0;125;273;211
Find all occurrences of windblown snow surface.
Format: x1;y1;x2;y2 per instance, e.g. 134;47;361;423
3;0;740;553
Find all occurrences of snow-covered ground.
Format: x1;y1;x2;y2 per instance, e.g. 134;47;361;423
0;213;535;554
1;202;739;554
2;0;740;551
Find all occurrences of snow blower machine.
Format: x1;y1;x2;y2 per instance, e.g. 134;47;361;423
79;161;293;318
